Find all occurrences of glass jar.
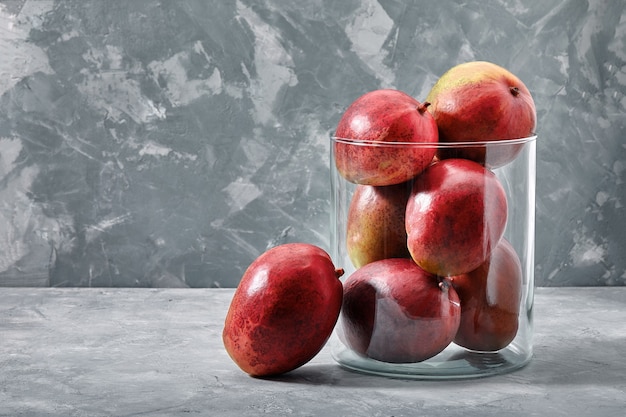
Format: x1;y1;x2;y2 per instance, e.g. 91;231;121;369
330;136;536;379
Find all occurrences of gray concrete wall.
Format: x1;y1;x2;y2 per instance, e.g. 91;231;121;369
0;0;624;287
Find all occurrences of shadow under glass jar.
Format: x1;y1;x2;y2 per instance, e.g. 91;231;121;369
330;136;536;380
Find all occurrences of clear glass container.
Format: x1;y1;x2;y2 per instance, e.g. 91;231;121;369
330;136;536;379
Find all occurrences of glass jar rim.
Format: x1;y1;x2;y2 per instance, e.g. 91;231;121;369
331;135;537;148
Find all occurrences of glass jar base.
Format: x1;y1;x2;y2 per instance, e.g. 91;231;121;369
331;340;532;380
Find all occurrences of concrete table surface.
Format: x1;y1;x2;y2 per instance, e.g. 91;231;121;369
1;287;625;417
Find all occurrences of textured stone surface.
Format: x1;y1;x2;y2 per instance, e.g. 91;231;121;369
1;287;625;416
0;1;624;287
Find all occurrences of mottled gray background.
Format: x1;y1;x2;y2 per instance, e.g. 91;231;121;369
0;0;623;287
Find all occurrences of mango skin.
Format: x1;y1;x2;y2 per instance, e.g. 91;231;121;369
222;243;343;377
405;158;508;277
426;61;536;168
451;238;523;352
346;182;412;268
340;258;461;363
334;89;438;186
